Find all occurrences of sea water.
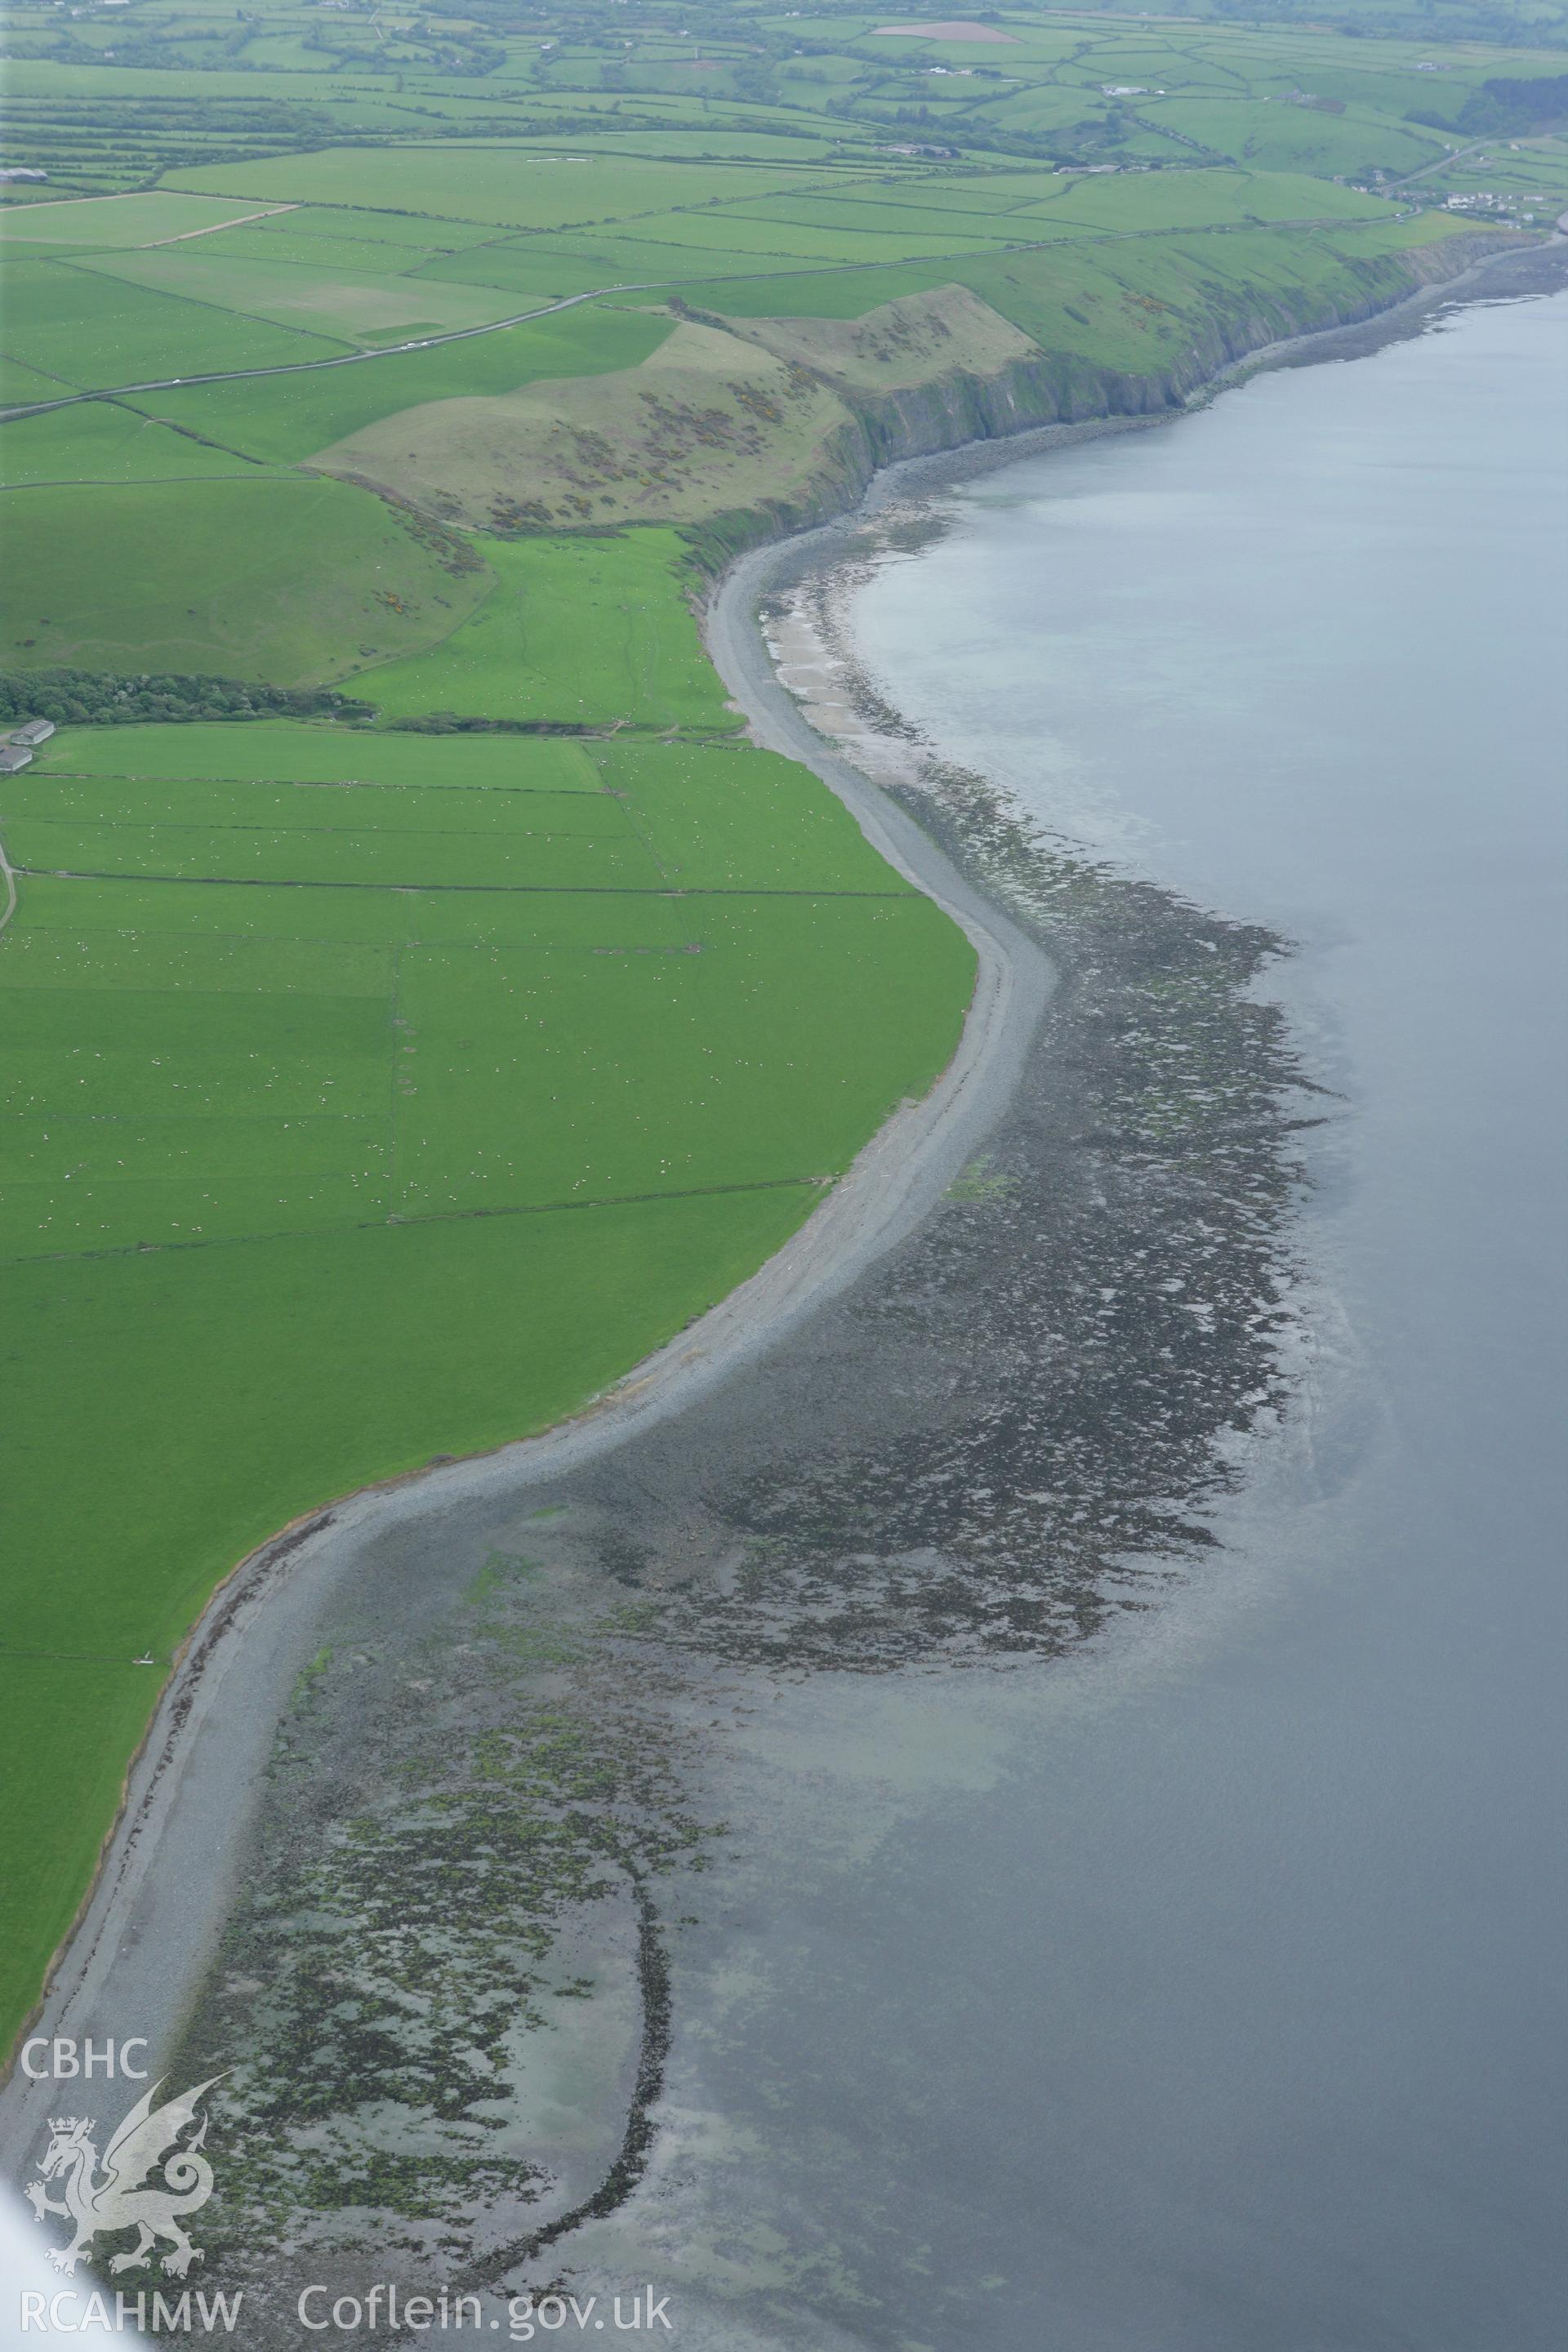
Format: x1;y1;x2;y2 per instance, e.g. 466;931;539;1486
666;285;1568;2350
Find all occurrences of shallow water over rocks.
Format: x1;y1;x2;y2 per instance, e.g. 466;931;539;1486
150;270;1567;2347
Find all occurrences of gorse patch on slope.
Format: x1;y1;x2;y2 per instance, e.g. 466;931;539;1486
309;315;854;530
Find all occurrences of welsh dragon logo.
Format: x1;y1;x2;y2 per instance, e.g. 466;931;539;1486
26;2075;223;2278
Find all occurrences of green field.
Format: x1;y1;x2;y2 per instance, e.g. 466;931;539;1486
1030;165;1385;231
0;255;352;390
411;241;653;303
0;704;971;2038
0;1188;819;2028
0;399;278;486
0;474;492;681
0;191;292;249
9;723;598;786
0;721;956;1259
1141;95;1449;178
74;247;536;346
163;148;857;229
0;355;68;407
119;302;674;461
1;0;1557;2061
353;530;740;729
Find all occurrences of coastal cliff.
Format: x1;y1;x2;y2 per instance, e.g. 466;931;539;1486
683;226;1537;559
309;224;1536;556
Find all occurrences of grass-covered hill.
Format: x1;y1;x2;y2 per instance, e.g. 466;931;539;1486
1;0;1562;2059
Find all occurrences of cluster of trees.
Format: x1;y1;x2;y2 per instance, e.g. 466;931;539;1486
390;713;599;734
0;96;337;189
1461;69;1568;127
0;670;373;728
1408;69;1568;131
302;20;507;78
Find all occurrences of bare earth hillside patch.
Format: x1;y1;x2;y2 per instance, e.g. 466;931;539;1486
306;316;854;531
716;282;1039;394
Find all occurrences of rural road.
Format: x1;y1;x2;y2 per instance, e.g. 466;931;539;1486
0;286;621;422
0;211;1394;426
0;501;1054;2171
1382;133;1508;193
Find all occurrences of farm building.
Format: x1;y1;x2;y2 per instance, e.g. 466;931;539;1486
0;746;34;775
9;719;56;747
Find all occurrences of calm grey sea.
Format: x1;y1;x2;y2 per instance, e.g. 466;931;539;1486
645;288;1568;2350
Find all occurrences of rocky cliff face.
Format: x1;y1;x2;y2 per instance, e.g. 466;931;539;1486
689;227;1535;564
313;225;1538;562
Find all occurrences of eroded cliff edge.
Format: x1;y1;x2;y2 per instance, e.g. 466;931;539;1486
310;225;1538;556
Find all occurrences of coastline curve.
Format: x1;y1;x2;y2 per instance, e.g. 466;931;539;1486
6;227;1561;2202
0;512;1054;2172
